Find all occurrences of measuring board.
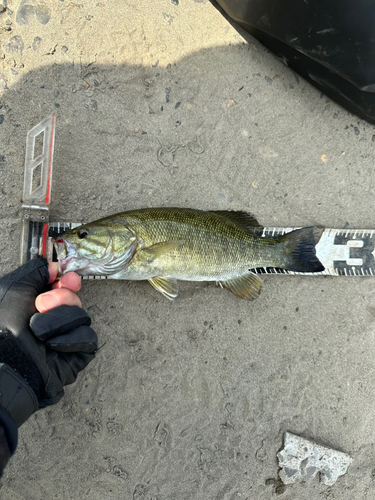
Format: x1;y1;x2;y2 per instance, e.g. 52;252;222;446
20;115;375;278
20;114;55;264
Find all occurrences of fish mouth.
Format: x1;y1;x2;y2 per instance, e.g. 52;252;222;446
52;237;66;275
52;237;85;275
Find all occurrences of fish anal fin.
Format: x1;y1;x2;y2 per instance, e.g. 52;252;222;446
209;210;263;231
141;240;185;263
220;272;263;300
149;277;178;300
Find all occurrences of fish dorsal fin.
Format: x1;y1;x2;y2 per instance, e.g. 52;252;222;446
220;272;263;300
140;240;185;263
149;277;178;300
209;211;263;231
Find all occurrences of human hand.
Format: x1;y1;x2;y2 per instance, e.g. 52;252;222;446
36;261;83;312
0;258;98;428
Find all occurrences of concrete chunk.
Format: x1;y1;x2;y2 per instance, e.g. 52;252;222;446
278;432;352;486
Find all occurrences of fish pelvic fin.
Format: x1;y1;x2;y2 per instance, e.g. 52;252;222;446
149;277;178;300
140;240;185;263
220;272;263;300
280;227;324;272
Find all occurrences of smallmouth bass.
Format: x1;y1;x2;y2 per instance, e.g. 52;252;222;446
53;207;324;300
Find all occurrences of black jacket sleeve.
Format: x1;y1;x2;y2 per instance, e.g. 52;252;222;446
0;402;18;478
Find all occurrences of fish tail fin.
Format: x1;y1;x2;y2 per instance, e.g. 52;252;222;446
279;227;324;272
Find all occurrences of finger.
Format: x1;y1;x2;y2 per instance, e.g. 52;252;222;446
35;289;82;313
48;262;59;284
30;305;91;340
46;326;98;353
51;272;81;293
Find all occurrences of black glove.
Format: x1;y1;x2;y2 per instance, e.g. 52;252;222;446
0;258;98;430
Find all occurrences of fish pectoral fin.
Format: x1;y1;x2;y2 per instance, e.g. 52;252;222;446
148;277;178;300
140;240;185;263
220;272;263;300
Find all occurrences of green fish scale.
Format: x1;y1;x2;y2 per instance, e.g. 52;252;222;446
107;208;280;281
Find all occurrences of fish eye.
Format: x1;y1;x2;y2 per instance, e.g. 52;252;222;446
77;228;89;239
